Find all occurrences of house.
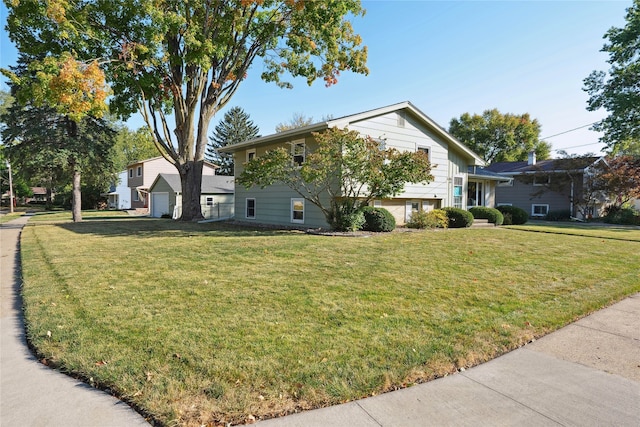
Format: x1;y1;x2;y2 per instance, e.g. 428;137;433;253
220;101;509;228
103;170;131;209
26;187;49;204
486;152;608;219
126;157;218;212
148;173;234;219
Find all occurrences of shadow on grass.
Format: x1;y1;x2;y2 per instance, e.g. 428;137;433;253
43;218;310;238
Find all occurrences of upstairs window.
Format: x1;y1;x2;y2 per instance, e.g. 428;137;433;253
246;149;256;163
129;168;133;178
136;166;142;177
292;141;305;166
417;146;430;161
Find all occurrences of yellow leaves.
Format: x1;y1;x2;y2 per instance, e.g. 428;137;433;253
46;0;68;24
45;54;110;121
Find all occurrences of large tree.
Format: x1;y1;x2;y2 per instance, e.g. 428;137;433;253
206;106;259;176
594;155;640;208
584;0;640;154
1;58;116;220
5;0;369;221
449;109;551;164
112;126;159;172
237;127;433;231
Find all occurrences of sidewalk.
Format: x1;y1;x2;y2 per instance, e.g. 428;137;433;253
0;215;150;426
1;214;638;426
257;294;640;426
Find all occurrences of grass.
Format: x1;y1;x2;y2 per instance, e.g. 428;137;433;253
0;212;23;223
507;220;640;242
19;217;640;426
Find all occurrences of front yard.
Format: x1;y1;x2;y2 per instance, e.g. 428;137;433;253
19;217;640;426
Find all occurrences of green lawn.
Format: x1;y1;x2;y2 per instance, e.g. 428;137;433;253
20;218;640;426
507;221;640;242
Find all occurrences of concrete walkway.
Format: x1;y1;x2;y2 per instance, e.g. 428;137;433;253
0;215;150;426
1;214;638;426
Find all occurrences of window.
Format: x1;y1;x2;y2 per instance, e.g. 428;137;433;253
246;198;256;219
291;198;304;223
373;200;382;208
417;146;430;161
133;191;139;202
206;196;214;207
129;168;133;178
136;166;142;177
531;204;549;217
497;203;512;207
467;181;483;207
453;176;463;209
533;175;550;186
292;141;305;166
246;149;256;163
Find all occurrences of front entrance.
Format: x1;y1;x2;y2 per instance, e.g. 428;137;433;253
467;181;484;208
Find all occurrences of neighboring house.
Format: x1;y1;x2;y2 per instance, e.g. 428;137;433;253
26;187;49;204
126;157;218;211
149;173;234;219
220;101;508;228
486;153;607;219
103;170;131;210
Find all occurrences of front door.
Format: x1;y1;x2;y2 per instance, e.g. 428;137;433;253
467;181;483;208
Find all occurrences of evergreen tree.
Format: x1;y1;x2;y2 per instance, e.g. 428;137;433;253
207;107;259;176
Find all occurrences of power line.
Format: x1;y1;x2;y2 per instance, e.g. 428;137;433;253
540;122;598;140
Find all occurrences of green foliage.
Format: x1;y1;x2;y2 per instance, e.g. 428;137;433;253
443;207;474;228
361;206;396;232
496;205;529;225
584;1;640;153
207;107;260;176
238;127;433;231
4;0;369;221
545;210;572;221
275;112;315;133
112;126;158;172
469;206;504;225
603;206;640;225
449;109;551;164
406;209;448;229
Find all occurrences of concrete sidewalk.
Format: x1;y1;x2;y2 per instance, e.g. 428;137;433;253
0;215;150;426
257;294;640;426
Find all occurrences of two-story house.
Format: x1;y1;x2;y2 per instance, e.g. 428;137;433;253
220;101;508;228
126;157;218;212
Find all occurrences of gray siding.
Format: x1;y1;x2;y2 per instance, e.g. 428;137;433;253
495;176;572;217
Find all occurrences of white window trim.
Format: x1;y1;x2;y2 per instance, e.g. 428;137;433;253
373;200;382;208
533;175;550;186
129;168;134;178
291;198;305;224
416;145;431;161
246;148;256;163
245;198;256;219
292;140;305;166
136;166;142;177
531;204;549;217
497;203;512;207
206;196;215;207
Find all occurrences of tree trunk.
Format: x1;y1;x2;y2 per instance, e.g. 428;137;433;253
71;166;82;222
179;160;204;221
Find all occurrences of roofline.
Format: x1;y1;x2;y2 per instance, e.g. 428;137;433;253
126;156;219;169
220;101;486;165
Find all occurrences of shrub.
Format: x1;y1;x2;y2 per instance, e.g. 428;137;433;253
603;207;640;225
496;205;528;225
361;206;396;232
545;210;572;221
332;210;365;232
468;207;504;226
442;207;474;228
406;209;448;229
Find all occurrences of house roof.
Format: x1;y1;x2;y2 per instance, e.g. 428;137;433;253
486;157;603;174
467;166;512;182
150;174;234;194
126;156;219;170
219;101;485;166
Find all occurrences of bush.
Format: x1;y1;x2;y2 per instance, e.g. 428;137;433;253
468;207;504;226
545;209;572;221
496;205;528;225
406;209;448;229
442;207;474;228
331;210;365;232
603;207;640;225
361;206;396;232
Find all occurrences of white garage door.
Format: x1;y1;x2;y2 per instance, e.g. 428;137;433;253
151;193;169;218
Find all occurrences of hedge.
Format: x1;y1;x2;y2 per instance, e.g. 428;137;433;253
468;207;504;226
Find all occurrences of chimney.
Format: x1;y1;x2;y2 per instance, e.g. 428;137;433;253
528;151;536;166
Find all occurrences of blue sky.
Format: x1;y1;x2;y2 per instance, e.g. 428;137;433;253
0;1;631;156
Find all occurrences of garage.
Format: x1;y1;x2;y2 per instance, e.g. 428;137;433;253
151;192;169;218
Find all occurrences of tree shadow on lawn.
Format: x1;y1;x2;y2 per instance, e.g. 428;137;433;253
50;218;311;238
